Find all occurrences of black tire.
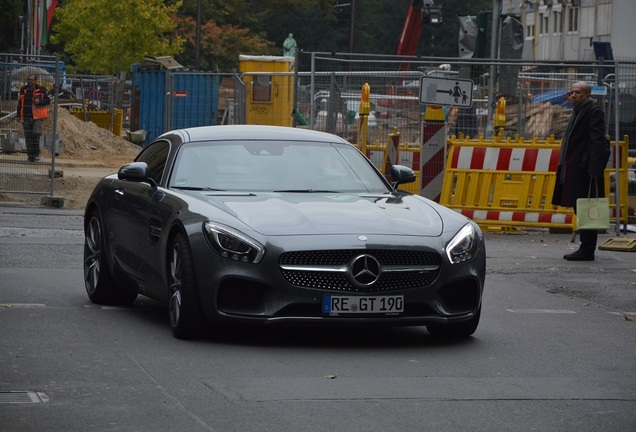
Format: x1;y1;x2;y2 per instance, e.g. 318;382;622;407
168;233;205;339
84;211;138;305
426;306;481;339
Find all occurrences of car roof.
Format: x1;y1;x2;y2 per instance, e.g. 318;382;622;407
159;125;351;145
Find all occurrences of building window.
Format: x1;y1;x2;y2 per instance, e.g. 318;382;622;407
538;13;549;35
526;24;535;39
553;11;562;34
567;7;578;32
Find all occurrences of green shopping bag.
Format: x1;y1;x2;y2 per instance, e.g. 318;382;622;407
576;178;610;231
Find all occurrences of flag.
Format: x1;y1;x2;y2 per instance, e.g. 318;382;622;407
41;0;48;46
30;0;42;51
47;0;58;30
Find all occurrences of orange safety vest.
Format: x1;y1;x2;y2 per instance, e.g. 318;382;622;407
18;86;49;120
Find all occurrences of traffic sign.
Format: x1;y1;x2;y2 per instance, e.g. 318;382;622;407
419;76;474;108
591;85;607;96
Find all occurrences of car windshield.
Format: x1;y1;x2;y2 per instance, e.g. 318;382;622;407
169;140;390;193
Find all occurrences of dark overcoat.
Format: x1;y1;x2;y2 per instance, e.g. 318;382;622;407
552;99;609;208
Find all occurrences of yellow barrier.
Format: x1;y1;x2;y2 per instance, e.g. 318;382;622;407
358;136;421;195
69;108;124;137
357;128;630;227
439;135;630;232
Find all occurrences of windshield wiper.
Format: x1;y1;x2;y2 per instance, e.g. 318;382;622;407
274;189;340;193
172;186;226;191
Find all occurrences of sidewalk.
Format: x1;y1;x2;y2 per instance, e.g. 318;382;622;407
53;157;119;178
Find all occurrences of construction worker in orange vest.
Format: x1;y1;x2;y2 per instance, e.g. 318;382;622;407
17;74;50;162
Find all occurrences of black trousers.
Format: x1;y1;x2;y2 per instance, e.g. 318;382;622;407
573;205;598;253
22;118;41;159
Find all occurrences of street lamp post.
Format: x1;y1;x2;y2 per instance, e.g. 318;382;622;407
195;0;201;70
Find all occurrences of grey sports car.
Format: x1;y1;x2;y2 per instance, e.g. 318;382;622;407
83;125;485;339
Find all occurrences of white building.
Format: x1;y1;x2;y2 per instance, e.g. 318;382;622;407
502;0;636;61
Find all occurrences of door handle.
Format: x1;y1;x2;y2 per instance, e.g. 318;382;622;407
114;189;124;198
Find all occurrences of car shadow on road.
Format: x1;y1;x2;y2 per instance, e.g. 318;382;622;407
122;297;480;349
203;323;480;349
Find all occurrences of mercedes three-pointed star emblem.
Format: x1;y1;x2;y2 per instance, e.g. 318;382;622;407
349;254;381;286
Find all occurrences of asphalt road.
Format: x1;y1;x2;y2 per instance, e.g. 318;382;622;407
1;203;635;432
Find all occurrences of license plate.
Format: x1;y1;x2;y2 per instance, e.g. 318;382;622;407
322;295;404;315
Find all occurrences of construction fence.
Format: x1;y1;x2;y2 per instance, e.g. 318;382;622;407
0;54;64;200
290;53;636;231
0;53;134;202
2;50;636;225
294;53;636;148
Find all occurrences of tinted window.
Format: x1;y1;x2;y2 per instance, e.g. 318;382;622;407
136;140;170;184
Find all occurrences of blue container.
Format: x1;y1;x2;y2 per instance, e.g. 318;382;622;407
132;67;220;144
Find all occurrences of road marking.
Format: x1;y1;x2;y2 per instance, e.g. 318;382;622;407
507;309;576;314
0;303;46;308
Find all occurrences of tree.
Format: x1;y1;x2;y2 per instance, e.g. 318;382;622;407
51;0;184;74
173;16;277;71
0;0;23;53
174;0;341;68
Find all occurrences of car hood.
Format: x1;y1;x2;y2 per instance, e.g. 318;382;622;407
197;192;443;237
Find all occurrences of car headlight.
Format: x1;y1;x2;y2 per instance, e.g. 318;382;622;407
446;223;476;264
204;222;265;264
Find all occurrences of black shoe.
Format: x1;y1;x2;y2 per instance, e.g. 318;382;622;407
34;156;40;162
563;250;595;261
27;157;34;162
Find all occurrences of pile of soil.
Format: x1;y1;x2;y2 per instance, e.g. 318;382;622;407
52;108;141;166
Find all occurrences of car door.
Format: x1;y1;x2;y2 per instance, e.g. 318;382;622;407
107;141;170;289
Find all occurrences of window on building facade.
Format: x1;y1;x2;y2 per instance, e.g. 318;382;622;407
526;24;535;39
553;11;562;33
543;14;549;34
567;7;578;32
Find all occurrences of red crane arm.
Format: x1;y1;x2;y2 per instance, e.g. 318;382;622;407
397;0;424;56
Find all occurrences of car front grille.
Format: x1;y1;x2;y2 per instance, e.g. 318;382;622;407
279;249;441;293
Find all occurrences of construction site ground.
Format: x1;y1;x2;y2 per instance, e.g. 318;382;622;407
0;107;141;209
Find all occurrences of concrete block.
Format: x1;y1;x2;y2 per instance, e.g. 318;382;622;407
40;195;65;208
49;168;63;178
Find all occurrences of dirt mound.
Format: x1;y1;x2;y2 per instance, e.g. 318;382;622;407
54;108;140;166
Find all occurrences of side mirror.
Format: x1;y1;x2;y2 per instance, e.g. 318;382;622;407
118;162;156;187
390;164;416;188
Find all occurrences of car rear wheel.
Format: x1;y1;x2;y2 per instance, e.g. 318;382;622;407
84;211;138;305
426;306;481;339
168;233;205;339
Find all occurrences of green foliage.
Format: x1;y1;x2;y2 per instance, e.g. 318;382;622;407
27;0;496;74
346;0;494;57
173;16;277;71
254;0;341;53
0;0;23;53
174;0;340;69
51;0;184;74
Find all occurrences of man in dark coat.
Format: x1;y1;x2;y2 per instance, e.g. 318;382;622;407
552;81;610;261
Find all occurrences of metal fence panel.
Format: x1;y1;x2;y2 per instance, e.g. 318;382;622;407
0;54;62;197
294;53;636;151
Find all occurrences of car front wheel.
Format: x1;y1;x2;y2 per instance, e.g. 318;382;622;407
84;211;137;305
168;233;205;339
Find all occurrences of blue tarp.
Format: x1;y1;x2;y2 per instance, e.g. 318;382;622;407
532;89;571;107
